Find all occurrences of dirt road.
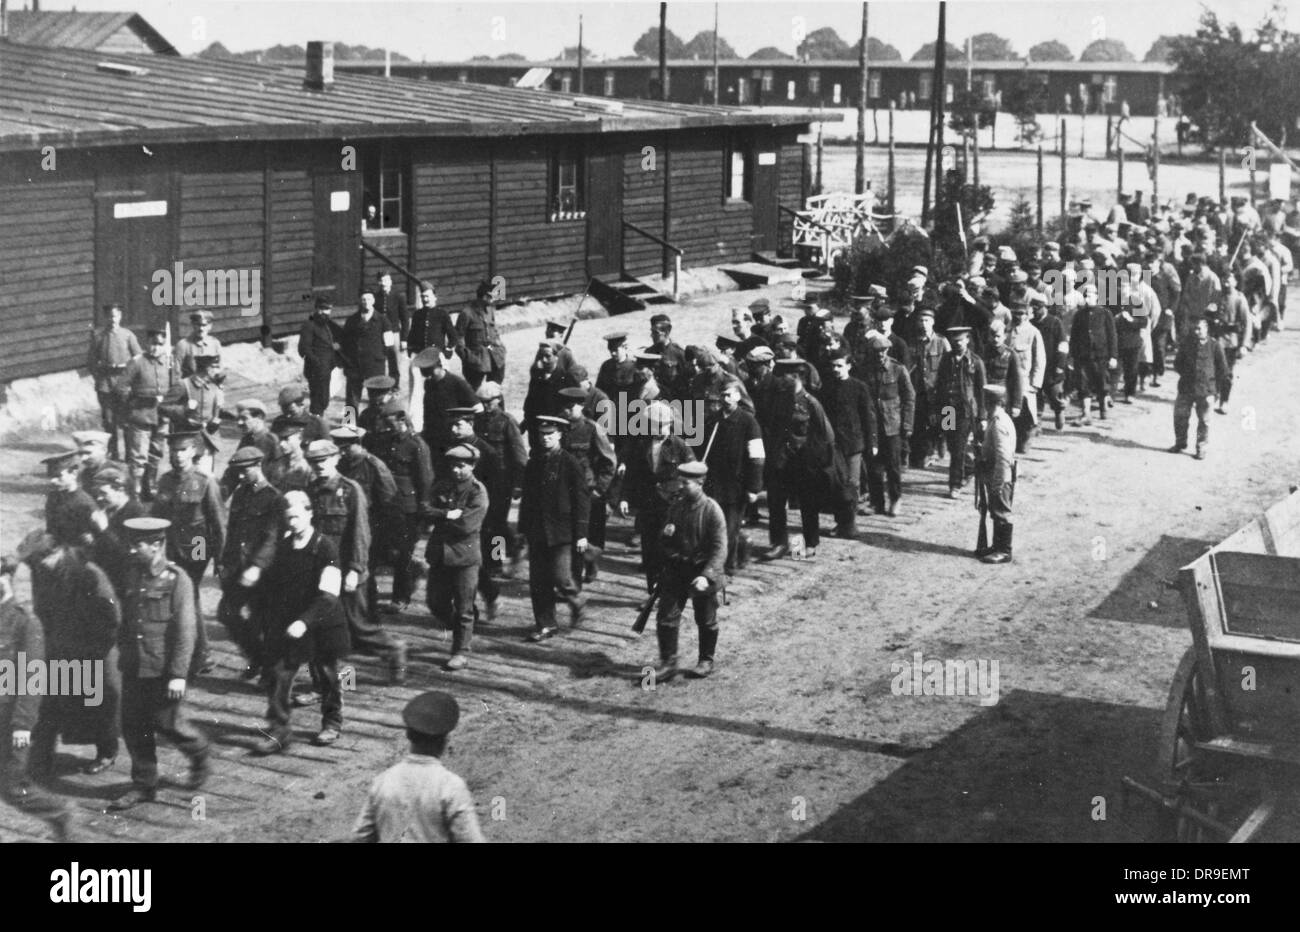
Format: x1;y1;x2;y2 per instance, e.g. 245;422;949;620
2;285;1297;843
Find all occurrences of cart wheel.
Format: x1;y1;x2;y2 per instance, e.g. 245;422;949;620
1155;647;1222;842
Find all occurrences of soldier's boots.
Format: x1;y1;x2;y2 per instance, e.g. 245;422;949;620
689;628;718;679
583;546;602;583
981;524;1014;564
653;627;679;682
185;751;211;790
736;535;751;569
108;786;158;811
388;641;408;685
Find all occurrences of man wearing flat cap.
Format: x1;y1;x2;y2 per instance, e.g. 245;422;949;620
456;280;507;390
523;340;579;447
351;691;484;842
118;327;178;502
413;347;480;459
906;308;951;468
446;409;505;616
518;416;589;641
426;445;488;671
650;461;727;681
863;332;915;517
44;450;97;549
298;297;343;416
936;326;987;498
760;357;835;560
372;401;435;613
332;426;403;628
217;446;283;679
109;517;211;810
271;384;328;447
474;382;528;577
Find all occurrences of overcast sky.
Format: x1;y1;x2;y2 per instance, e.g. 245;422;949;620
21;0;1290;60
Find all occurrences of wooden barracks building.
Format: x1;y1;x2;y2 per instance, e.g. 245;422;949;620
0;38;832;381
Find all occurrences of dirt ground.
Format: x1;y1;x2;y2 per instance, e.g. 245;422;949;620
2;270;1299;844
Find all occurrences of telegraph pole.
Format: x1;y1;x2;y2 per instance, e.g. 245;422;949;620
577;14;584;93
712;3;720;106
658;2;668;102
856;3;869;195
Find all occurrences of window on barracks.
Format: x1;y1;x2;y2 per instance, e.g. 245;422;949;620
787;80;796;101
550;146;586;221
457;70;469;83
604;71;616;95
704;71;715;93
362;152;407;233
832;83;842;104
868;72;881;99
918;74;932;101
1102;76;1117;104
808;71;821;94
762;69;774;92
981;77;995;100
560;74;572;93
724;141;751;203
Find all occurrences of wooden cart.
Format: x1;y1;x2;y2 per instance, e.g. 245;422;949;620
1123;491;1300;842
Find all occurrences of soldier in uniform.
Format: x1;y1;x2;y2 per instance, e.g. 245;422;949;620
304;439;407;684
701;381;764;572
22;534;121;779
74;430;125;495
981;319;1025;426
332;426;402;629
252;491;350;754
1030;291;1069;431
224;400;280;495
357;375;398;445
375;272;410;388
45;451;97;549
646;314;688;400
446;407;504;616
522;339;579;447
298;297;342;417
270;384;328;446
350;690;485;843
1170;317;1228;460
518;416;590;642
907;309;952;468
88;467;147;599
86;303;141;460
0;558;72;841
817;349;875;532
217;447;283;680
456;280;507;389
372;401;434;613
619;401;695;592
542;319;579;375
267;420;313;493
173;310;222;379
1069;284;1119;425
159;353;224;473
474;381;527;576
118;327;177;502
976;385;1018;564
152;432;226;676
649;461;727;680
596;332;640;405
935;326;987;498
413;348;480;459
107;517;210;811
426;445;488;671
760;358;835;560
863;334;916;518
558;386;617;586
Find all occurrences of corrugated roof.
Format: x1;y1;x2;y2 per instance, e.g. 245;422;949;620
5;11;178;55
343;58;1174;74
0;41;837;151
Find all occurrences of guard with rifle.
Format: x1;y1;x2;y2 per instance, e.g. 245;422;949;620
644;461;727;681
975;384;1017;564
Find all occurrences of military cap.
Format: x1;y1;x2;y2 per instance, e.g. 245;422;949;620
359;286;377;298
870;303;896;320
304;439;340;461
227;446;265;468
776;331;799;345
193;354;219;369
558;387;589;405
677;461;708;479
42;450;81;475
380;400;407;418
909;265;930;280
90;466;128;489
314;297;334;311
747;298;771;312
569;363;590;383
329;425;366;443
273;420;305;439
867;284;889;300
774;357;807;370
715;332;741;349
537;338;564;353
649;313;673;328
446;406;477;423
363;375;396;392
917;307;936;320
169;431;202;451
544;318;570;334
190;309;214;324
997;246;1017;263
983;383;1007;398
536;415;569;433
145;326;168;337
444;444;479;463
602;331;628;347
411;347;444;370
1008;268;1028;284
945;325;972;336
237;399;268;416
72;430;111;447
866;332;892;351
475;381;503;401
402;690;460;737
275;385;306;407
123;516;171;542
746;345;775;363
634;351;662;365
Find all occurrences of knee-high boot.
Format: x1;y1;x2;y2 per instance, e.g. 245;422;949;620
653;626;679;681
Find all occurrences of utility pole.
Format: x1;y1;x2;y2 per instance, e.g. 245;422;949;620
856;3;869;195
712;3;720;106
932;2;948;220
658;2;668;102
578;14;584;94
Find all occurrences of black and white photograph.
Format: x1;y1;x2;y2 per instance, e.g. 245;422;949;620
0;0;1297;867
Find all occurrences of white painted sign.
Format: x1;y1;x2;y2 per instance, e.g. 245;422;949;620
113;200;167;219
757;152;777;166
330;190;350;212
1269;162;1291;200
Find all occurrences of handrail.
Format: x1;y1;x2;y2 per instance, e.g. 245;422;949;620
621;220;684;256
360;238;423;289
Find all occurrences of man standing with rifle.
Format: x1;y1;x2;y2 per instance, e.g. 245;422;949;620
975;384;1017;564
646;461;727;682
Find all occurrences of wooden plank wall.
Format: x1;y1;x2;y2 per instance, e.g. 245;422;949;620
621;139;665;279
668;133;752;267
0;179;96;380
411;143;491;305
179;170;265;343
493;140;586;298
267;169;314;336
778;137;806;254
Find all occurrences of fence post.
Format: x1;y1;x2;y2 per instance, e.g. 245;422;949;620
888;102;896;218
1117;146;1124;200
1060;119;1068;231
1037;143;1044;235
673;253;681;301
1080;116;1085;159
1152;114;1160;210
1219;149;1226;204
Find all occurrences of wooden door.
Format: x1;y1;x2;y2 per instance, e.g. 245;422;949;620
750;142;780;252
312;171;362;304
95;175;178;335
585;150;623;278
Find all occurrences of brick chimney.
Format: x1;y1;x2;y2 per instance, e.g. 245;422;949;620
305;41;334;90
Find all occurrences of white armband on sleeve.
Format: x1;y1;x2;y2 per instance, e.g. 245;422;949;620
746;438;766;459
319;565;342;597
1057;341;1069;356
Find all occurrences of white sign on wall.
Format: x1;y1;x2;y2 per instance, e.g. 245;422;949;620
330;190;350;212
1269;162;1291;201
757;152;777;166
113;200;168;219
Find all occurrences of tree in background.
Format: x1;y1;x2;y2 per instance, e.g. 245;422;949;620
1028;40;1073;62
966;33;1019;61
749;46;793;60
1143;35;1185;63
559;45;604;61
1080;38;1135;62
912;41;966;62
632;26;686;60
949;90;996;135
849;37;903;61
1000;71;1050;144
683;31;736;60
1170;4;1300;150
797;26;852;60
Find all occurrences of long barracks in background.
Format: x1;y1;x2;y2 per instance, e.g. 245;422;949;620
337;58;1181;119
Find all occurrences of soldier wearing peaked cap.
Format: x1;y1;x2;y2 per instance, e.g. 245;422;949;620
596;331;640;402
456;281;507;390
618;400;695;592
523;340;580;447
426;445;488;671
862;331;915;517
107;517;211;811
557;387;616;587
217;445;283;680
74;430;126;495
473;382;527;576
331;426;404;627
118;327;178;502
270;383;328;448
44;451;97;550
173;309;222;380
299;297;343;416
645;314;688;400
649;460;727;681
371;400;435;613
416;347;480;459
350;691;485;843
